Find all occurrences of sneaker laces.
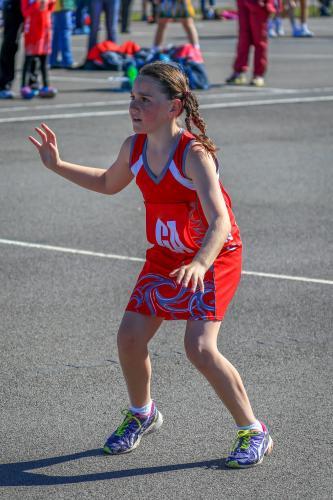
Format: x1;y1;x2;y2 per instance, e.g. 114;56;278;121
114;410;142;437
232;429;260;452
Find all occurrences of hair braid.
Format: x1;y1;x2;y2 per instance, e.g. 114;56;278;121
183;93;217;157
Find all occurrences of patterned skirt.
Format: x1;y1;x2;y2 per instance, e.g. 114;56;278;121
158;0;196;19
126;246;242;321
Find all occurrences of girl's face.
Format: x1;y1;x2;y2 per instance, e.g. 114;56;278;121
129;75;179;134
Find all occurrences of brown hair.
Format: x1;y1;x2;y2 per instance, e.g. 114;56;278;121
139;62;217;157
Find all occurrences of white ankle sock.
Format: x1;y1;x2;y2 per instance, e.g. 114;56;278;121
129;400;153;416
237;419;263;432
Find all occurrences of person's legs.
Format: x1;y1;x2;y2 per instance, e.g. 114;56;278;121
21;55;34;88
180;17;200;47
184;320;256;426
59;10;74;66
153;18;169;48
103;311;164;455
0;0;23;91
75;0;86;29
233;0;252;74
121;0;133;32
39;55;49;87
104;0;120;42
249;3;269;77
117;311;163;407
87;0;103;50
299;0;308;23
50;12;61;66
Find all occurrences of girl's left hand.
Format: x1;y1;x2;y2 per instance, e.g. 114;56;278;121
169;261;207;293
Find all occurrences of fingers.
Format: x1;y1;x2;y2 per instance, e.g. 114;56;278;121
175;267;186;285
198;276;205;293
41;123;56;142
28;135;41;148
190;274;198;293
35;126;47;143
182;269;193;289
170;265;205;293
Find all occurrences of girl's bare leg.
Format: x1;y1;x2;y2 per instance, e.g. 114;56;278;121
181;17;200;46
117;311;163;407
184;320;257;426
153;18;169;47
299;0;308;24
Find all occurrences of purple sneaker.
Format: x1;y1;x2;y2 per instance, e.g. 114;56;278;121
225;422;273;468
39;86;57;98
103;402;163;455
21;86;37;99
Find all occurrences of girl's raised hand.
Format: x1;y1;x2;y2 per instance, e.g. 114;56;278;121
169;260;206;293
29;123;60;170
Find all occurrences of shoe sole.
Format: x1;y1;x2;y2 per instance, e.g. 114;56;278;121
225;435;274;469
103;410;164;455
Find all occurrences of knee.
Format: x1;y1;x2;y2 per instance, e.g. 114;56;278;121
117;327;146;354
184;338;216;371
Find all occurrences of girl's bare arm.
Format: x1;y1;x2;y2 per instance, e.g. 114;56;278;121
29;123;134;195
185;146;231;269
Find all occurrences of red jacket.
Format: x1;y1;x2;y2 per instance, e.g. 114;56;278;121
21;0;55;55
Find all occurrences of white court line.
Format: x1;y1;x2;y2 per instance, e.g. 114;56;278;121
2;86;333;114
1;94;333;124
0;99;130;113
0;92;277;114
1;238;332;285
50;75;113;83
204;52;333;60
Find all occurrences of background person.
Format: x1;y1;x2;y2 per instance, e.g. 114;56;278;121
50;0;76;68
286;0;314;36
0;0;37;98
226;0;275;87
21;0;57;98
87;0;120;51
151;0;201;56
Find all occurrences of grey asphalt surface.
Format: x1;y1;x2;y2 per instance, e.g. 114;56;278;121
1;15;333;500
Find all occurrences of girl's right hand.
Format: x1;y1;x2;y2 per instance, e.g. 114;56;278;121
29;123;61;170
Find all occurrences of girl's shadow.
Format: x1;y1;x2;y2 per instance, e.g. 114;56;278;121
1;449;231;486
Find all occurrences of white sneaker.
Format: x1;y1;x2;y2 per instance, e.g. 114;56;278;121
250;76;265;87
293;26;314;37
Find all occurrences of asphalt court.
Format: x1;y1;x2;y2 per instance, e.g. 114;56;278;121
1;16;333;500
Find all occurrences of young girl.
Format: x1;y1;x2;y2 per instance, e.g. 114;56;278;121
21;0;57;99
29;61;273;468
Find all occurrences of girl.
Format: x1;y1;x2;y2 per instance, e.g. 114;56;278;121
29;62;273;468
21;0;57;99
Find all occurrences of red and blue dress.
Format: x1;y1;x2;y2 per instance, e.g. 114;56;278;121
126;129;242;321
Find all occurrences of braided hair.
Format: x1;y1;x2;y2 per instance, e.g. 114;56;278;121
139;62;217;157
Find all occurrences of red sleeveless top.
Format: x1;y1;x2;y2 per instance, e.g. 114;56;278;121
129;129;242;263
